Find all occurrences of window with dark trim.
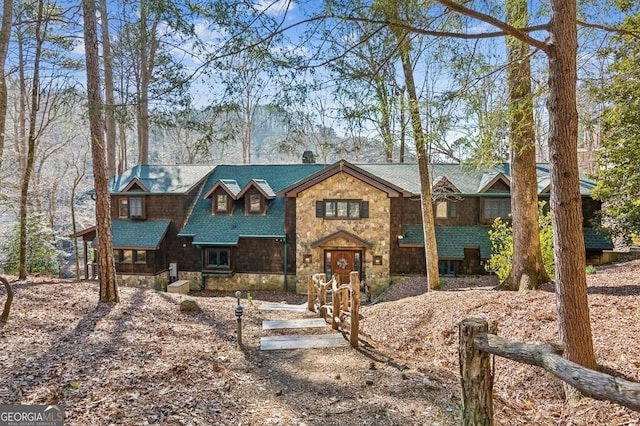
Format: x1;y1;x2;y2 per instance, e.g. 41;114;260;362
134;250;147;264
129;197;144;218
482;198;511;221
205;248;231;269
118;199;129;218
316;200;369;219
119;196;145;219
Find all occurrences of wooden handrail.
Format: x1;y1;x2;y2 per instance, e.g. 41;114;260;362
307;272;360;348
459;318;640;426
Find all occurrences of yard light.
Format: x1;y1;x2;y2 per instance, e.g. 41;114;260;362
234;291;244;347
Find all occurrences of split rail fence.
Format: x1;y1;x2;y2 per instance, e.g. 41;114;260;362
307;271;360;348
459;318;640;425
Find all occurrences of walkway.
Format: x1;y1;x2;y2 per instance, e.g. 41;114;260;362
258;303;348;350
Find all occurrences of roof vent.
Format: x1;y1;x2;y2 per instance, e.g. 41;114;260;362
302;151;316;163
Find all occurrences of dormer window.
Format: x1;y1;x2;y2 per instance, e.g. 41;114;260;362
216;193;229;213
248;193;262;214
119;196;145;219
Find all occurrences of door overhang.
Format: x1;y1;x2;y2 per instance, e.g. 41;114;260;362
310;230;373;249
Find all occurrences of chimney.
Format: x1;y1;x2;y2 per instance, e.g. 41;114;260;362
302;151;316;163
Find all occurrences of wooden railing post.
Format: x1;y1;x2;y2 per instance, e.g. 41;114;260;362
319;274;327;319
331;279;340;330
349;271;360;348
459;318;493;426
307;275;315;312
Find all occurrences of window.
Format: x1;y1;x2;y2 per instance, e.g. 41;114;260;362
318;200;368;219
483;198;511;221
439;260;457;276
436;200;457;219
119;199;129;218
129;197;143;218
122;250;133;263
205;248;230;269
249;194;261;213
216;194;228;213
114;249;124;262
119;197;144;219
134;250;147;264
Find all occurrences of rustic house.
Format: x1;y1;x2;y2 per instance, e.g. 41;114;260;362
74;160;612;295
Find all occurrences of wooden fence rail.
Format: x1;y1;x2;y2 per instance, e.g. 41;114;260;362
459;318;640;425
308;271;360;348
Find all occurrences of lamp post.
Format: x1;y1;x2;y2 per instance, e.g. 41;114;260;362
234;291;244;347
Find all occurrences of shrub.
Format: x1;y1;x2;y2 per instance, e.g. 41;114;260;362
485;202;555;283
585;265;597;275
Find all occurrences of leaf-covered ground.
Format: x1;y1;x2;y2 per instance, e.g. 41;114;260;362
1;259;639;425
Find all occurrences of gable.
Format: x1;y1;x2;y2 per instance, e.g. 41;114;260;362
281;160;409;197
311;230;373;249
122;178;149;192
478;172;511;193
204;179;241;200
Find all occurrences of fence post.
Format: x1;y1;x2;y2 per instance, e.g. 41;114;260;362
319;274;327;319
307;275;315;312
459;318;493;426
349;271;360;348
332;282;340;330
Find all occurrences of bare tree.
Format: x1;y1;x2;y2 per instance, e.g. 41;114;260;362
0;0;12;182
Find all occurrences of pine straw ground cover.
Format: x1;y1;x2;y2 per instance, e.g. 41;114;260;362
0;259;638;425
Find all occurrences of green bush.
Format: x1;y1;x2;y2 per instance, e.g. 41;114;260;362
485;202;555;283
585;265;597;275
2;214;59;276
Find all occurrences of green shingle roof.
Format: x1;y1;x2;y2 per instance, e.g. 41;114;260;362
109;164;212;194
179;164;325;245
358;163;596;196
401;225;613;258
583;227;614;250
400;225;493;259
110;219;171;249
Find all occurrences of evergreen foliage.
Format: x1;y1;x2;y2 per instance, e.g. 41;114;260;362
486;203;554;283
3;214;59;276
592;10;640;244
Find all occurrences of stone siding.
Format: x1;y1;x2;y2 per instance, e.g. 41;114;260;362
294;172;392;295
203;273;294;292
117;273;167;290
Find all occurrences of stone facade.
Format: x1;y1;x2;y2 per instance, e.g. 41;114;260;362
203;273;294;292
294;172;391;295
117;273;167;290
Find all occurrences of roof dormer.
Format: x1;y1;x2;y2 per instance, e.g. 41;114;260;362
204;179;241;215
238;179;275;215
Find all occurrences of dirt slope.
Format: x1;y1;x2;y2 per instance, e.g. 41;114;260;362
0;259;639;425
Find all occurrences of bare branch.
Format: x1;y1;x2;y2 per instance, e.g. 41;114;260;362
577;19;640;41
430;0;550;52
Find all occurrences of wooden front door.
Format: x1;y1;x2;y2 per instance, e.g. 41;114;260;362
330;250;355;285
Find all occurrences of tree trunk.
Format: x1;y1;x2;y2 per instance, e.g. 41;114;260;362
0;0;12;182
18;0;45;280
83;0;119;303
0;276;13;322
396;38;439;291
503;0;550;291
547;0;595;370
100;0;117;178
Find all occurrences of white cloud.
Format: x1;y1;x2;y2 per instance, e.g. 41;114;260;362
254;0;296;16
